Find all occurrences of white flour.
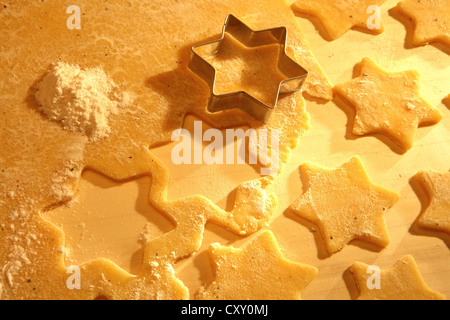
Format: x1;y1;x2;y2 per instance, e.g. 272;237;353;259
35;62;134;141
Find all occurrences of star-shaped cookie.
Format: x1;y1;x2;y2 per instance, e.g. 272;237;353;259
334;58;443;150
291;0;386;40
289;156;400;255
413;170;450;234
350;255;446;300
396;0;450;47
197;230;318;300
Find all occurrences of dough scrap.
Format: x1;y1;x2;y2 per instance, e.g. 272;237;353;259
289;156;400;255
350;255;446;300
413;170;450;235
396;0;450;47
291;0;386;40
197;230;318;300
334;57;443;150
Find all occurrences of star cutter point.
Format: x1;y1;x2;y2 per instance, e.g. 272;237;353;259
188;14;308;124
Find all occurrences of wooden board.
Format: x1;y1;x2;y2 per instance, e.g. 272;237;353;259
0;0;448;300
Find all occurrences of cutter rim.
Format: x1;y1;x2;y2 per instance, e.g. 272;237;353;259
189;14;308;124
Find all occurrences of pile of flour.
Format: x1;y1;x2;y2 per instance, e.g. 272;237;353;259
35;62;133;141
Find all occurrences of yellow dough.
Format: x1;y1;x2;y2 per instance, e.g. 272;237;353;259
396;0;450;47
0;0;330;300
334;57;443;150
413;170;450;235
291;0;386;40
289;156;400;255
350;255;446;300
197;230;318;300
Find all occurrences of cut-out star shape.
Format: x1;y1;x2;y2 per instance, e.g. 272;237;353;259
44;170;174;276
413;170;450;235
289;156;400;255
396;0;450;47
291;0;387;40
190;14;308;124
334;57;443;150
350;255;446;300
197;230;318;300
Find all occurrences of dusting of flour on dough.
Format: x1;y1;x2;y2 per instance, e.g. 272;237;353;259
35;62;134;141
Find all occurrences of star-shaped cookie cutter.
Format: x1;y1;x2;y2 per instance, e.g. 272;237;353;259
188;14;308;124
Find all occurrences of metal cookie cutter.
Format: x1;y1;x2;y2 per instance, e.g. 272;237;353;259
188;14;308;124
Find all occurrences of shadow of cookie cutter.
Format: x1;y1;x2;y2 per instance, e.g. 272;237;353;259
188;14;308;124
